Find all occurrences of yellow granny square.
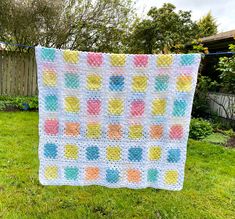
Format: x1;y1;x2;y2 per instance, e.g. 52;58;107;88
165;170;178;184
132;76;148;92
65;96;80;112
87;123;101;139
176;75;192;92
45;166;58;179
108;99;124;115
149;146;161;160
129;124;143;139
43;70;57;86
110;54;126;66
157;55;173;67
87;74;102;90
63;50;79;64
106;146;121;161
64;144;78;159
152;99;166;115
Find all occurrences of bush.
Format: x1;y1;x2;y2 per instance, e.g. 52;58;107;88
217;55;235;93
189;118;213;140
0;96;38;111
192;76;218;118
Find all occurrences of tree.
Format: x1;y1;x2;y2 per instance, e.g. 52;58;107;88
217;42;235;94
0;0;135;52
129;3;198;54
197;12;217;38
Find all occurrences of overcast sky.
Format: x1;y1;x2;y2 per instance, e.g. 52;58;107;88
136;0;235;33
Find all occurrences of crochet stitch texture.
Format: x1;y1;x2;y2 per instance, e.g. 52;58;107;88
36;46;201;190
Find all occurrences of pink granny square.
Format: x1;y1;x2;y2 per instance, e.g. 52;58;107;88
134;55;148;67
87;53;103;67
131;100;145;116
87;99;101;115
44;119;59;135
169;125;183;139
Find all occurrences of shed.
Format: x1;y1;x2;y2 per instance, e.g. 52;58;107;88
201;30;235;53
200;30;235;81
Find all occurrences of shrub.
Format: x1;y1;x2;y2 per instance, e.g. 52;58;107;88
217;55;235;93
0;96;38;111
15;96;38;110
189;118;213;140
192;76;219;118
216;42;235;94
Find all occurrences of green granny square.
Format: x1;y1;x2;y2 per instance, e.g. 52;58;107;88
65;167;79;180
65;73;79;89
148;169;159;183
41;48;55;62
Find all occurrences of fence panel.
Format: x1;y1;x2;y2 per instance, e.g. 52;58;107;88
0;50;37;96
208;92;235;120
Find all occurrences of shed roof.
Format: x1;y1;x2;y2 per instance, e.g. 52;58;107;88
201;30;235;43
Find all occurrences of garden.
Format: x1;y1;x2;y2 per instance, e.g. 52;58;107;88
0;112;234;218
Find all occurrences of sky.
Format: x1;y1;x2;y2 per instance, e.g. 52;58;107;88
136;0;235;33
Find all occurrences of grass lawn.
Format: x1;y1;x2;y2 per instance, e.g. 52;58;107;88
0;112;234;219
203;133;230;145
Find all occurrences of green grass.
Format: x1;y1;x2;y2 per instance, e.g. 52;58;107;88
0;112;234;219
203;133;230;145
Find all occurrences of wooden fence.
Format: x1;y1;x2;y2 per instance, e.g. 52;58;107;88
0;50;37;96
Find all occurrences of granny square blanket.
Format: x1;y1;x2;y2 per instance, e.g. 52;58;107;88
36;46;201;190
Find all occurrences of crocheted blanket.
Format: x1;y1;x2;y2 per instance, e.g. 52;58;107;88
36;46;201;190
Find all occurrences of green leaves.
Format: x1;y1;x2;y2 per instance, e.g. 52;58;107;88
0;0;135;53
0;1;220;54
129;3;198;54
197;12;218;38
217;54;235;94
190;118;213;140
0;96;38;111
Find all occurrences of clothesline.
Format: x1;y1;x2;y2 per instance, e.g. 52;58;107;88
1;41;221;58
0;41;34;49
